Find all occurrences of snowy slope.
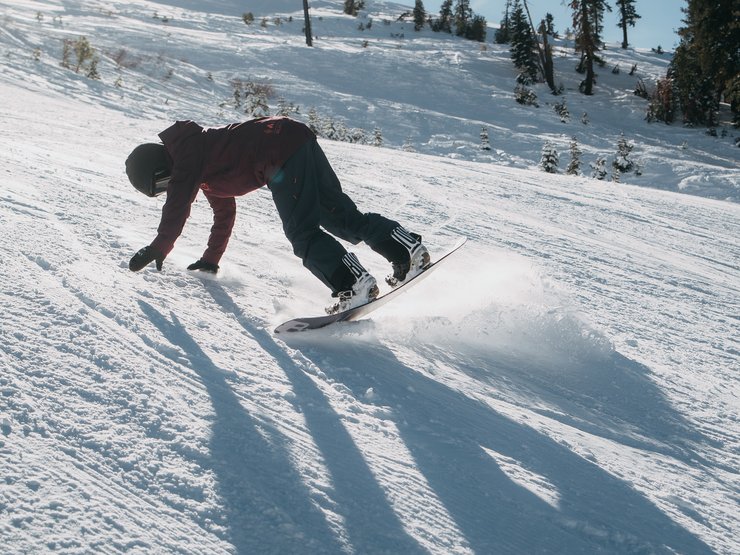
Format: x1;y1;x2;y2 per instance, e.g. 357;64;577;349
1;1;739;554
1;0;737;200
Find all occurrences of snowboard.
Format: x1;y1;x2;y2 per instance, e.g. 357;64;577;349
274;236;467;334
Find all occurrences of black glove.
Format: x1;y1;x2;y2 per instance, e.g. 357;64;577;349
129;246;165;272
187;259;219;273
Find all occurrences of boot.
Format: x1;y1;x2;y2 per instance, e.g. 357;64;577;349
372;227;431;287
326;253;379;314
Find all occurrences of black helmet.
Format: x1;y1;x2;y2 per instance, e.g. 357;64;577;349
125;143;171;197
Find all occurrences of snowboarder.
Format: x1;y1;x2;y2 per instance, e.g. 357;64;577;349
125;117;430;313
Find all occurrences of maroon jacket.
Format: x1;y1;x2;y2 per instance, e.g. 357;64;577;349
150;117;315;264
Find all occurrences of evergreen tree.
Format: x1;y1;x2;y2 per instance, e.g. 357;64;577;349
495;0;513;44
510;0;538;83
413;0;426;31
454;0;473;37
612;133;635;173
566;136;582;175
569;0;611;95
467;15;487;42
436;0;453;33
615;0;640;49
669;0;739;126
480;127;492;151
540;141;559;173
343;0;365;17
590;156;607;179
372;127;383;147
544;13;556;36
307;107;321;134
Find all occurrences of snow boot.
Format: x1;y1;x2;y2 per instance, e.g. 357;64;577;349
326;253;379;314
372;226;431;287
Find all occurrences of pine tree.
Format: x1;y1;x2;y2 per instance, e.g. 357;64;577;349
372;127;383;147
566;136;582;175
669;0;739;126
615;0;640;49
307;107;321;134
544;13;556;36
323;117;338;140
72;36;95;74
245;92;269;117
413;0;426;31
510;0;538;84
495;0;513;44
554;99;570;123
612;133;635;173
454;0;472;37
590;156;607;179
343;1;365;17
436;0;453;33
480;127;491;151
540;142;559;173
467;15;487;42
569;0;611;95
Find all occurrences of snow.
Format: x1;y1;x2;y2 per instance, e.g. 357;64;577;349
1;1;739;554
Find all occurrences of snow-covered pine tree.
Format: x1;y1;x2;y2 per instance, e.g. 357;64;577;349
612;133;634;173
480;127;492;150
540;141;559;173
554;99;570;122
245;91;269;117
335;120;348;142
590;156;607;179
372;127;383;147
307;107;321;134
322;117;338;140
515;84;538;106
566;136;582;175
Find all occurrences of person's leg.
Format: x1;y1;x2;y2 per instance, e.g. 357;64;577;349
310;141;400;248
310;141;429;284
268;141;353;293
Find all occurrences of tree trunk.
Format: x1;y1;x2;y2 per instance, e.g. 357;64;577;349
303;0;313;47
620;3;628;48
581;1;594;95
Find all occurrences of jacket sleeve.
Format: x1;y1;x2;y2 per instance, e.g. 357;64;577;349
201;194;236;265
150;122;203;257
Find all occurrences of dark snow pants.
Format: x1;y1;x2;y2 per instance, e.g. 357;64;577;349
267;139;398;292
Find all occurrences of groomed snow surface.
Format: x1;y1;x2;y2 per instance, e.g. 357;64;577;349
1;1;738;554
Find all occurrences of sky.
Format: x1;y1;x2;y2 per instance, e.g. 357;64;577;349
423;0;687;51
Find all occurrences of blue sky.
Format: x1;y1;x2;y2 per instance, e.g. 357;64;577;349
422;0;686;50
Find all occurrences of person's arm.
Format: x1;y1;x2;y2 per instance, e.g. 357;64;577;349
201;194;236;266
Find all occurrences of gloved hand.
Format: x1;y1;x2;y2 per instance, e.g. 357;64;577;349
129;246;165;272
187;259;219;273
